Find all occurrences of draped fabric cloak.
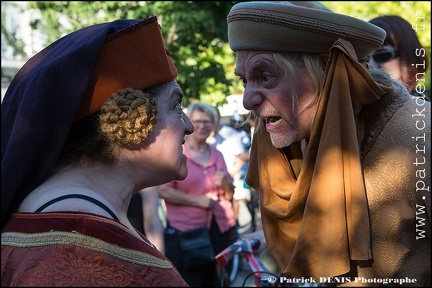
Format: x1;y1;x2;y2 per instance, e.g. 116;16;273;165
247;39;398;278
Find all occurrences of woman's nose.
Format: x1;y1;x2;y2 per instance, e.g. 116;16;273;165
182;113;194;135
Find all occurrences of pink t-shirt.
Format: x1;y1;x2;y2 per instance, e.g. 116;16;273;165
162;145;236;233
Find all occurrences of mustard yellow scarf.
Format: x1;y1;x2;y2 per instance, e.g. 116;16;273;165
246;39;391;278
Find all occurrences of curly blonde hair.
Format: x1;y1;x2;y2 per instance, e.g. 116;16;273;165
99;88;158;149
59;87;160;167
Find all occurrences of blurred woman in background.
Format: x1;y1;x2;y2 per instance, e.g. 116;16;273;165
368;15;430;98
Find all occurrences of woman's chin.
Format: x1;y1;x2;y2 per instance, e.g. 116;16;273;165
176;169;189;181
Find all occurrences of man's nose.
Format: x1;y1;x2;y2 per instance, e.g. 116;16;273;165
243;88;263;111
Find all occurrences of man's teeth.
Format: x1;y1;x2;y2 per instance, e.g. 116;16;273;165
267;117;282;126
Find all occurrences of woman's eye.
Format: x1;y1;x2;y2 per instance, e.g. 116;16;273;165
174;101;182;110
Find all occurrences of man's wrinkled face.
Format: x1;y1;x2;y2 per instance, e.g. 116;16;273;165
235;51;318;148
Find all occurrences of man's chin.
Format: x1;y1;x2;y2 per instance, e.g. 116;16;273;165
270;134;295;149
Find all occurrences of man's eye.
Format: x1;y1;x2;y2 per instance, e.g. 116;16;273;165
262;74;271;82
241;78;247;87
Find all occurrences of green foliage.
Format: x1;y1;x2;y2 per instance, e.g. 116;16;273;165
16;1;431;105
25;1;242;108
1;5;26;57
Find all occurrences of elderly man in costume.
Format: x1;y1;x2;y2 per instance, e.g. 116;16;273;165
227;1;431;286
1;16;191;286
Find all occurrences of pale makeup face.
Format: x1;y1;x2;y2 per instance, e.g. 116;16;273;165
235;51;318;148
152;81;194;181
121;80;194;186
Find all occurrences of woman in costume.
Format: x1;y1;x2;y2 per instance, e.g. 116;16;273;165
1;16;192;286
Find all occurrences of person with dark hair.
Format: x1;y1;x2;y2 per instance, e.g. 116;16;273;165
1;16;192;286
226;1;430;286
368;15;430;98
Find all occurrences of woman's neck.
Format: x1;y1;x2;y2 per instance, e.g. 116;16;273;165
186;140;208;154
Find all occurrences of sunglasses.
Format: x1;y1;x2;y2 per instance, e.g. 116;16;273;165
370;49;400;64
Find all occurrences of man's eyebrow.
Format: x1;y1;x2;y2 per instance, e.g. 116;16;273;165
235;59;273;77
250;59;273;71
